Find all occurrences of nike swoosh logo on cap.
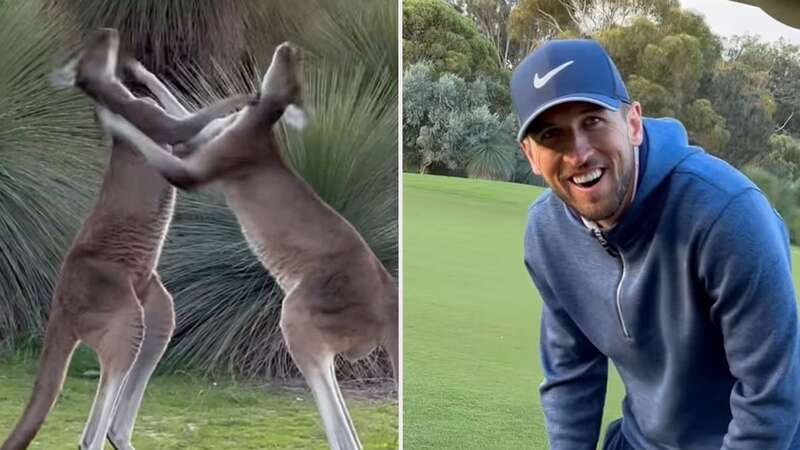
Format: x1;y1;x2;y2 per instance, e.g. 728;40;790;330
533;60;574;89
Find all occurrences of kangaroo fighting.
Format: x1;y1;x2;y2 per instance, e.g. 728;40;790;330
98;42;399;450
1;29;248;450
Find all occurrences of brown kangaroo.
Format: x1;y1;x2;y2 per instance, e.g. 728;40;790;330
1;29;248;450
97;43;399;450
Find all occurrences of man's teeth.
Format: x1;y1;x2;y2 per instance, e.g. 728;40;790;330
572;169;602;185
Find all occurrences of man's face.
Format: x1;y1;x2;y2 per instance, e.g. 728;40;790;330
520;101;643;227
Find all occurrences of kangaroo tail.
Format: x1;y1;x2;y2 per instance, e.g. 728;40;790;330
1;310;78;450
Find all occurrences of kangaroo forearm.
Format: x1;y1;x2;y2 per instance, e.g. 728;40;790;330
132;69;189;118
147;94;251;145
83;80;183;143
97;107;210;190
85;78;248;145
177;95;250;132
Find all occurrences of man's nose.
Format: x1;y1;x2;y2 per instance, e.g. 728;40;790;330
563;131;593;167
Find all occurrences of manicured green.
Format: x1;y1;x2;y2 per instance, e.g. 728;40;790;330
403;173;800;449
0;349;397;449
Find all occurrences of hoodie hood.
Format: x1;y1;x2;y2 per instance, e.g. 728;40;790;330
605;117;701;245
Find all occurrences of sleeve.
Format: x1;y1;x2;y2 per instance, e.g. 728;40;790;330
524;259;608;450
697;189;800;449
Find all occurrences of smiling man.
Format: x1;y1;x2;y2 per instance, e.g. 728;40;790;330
513;39;800;450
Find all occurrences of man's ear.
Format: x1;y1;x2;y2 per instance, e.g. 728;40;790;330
520;137;542;176
627;101;644;146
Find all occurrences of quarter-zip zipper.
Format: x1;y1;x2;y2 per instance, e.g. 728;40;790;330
591;228;631;339
614;252;631;339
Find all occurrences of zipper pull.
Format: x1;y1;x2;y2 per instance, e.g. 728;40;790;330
591;228;619;258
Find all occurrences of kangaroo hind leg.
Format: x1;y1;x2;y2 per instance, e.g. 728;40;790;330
77;286;144;450
107;275;174;450
281;294;362;450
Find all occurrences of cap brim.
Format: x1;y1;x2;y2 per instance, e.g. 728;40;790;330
516;94;622;142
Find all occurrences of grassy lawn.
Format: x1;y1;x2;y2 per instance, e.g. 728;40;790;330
0;348;397;449
403;173;800;449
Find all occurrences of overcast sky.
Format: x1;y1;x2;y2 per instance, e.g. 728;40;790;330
679;0;800;45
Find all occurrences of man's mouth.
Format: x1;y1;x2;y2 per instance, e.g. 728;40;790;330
570;168;604;188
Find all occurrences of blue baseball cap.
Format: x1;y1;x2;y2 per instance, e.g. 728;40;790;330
511;39;630;141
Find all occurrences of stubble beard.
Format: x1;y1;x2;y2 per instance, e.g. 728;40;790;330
563;156;634;224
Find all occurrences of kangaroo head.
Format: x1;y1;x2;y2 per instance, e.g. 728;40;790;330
258;42;306;129
52;28;119;89
77;28;120;85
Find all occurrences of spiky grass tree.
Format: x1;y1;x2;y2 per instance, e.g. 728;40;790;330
44;0;255;77
6;0;397;382
0;1;102;350
155;0;398;381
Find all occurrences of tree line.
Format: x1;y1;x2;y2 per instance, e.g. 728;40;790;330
403;0;800;241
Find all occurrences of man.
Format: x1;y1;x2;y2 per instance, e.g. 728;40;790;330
512;39;800;449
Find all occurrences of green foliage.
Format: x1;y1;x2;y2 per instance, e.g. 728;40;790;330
509;0;575;61
660;6;722;75
403;0;500;80
459;107;516;180
403;63;517;181
502;113;545;186
509;0;681;51
640;34;703;108
247;0;397;104
408;0;798;190
595;9;719;116
0;1;102;349
707;60;775;167
683;99;730;155
742;166;800;243
572;0;677;33
724;36;800;137
450;0;519;67
595;17;660;80
625;75;677;117
766;133;800;181
413;71;476;171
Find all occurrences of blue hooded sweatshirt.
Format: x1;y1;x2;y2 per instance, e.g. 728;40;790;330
523;118;800;449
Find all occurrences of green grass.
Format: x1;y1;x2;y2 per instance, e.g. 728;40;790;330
403;173;800;449
0;348;397;449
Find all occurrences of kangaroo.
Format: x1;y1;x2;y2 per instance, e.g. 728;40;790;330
97;43;399;450
1;30;248;450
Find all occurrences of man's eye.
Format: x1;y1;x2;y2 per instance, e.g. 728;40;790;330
585;116;602;127
540;128;560;140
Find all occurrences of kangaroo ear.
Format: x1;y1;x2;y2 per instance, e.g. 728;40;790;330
50;56;80;88
260;42;302;101
259;42;307;128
